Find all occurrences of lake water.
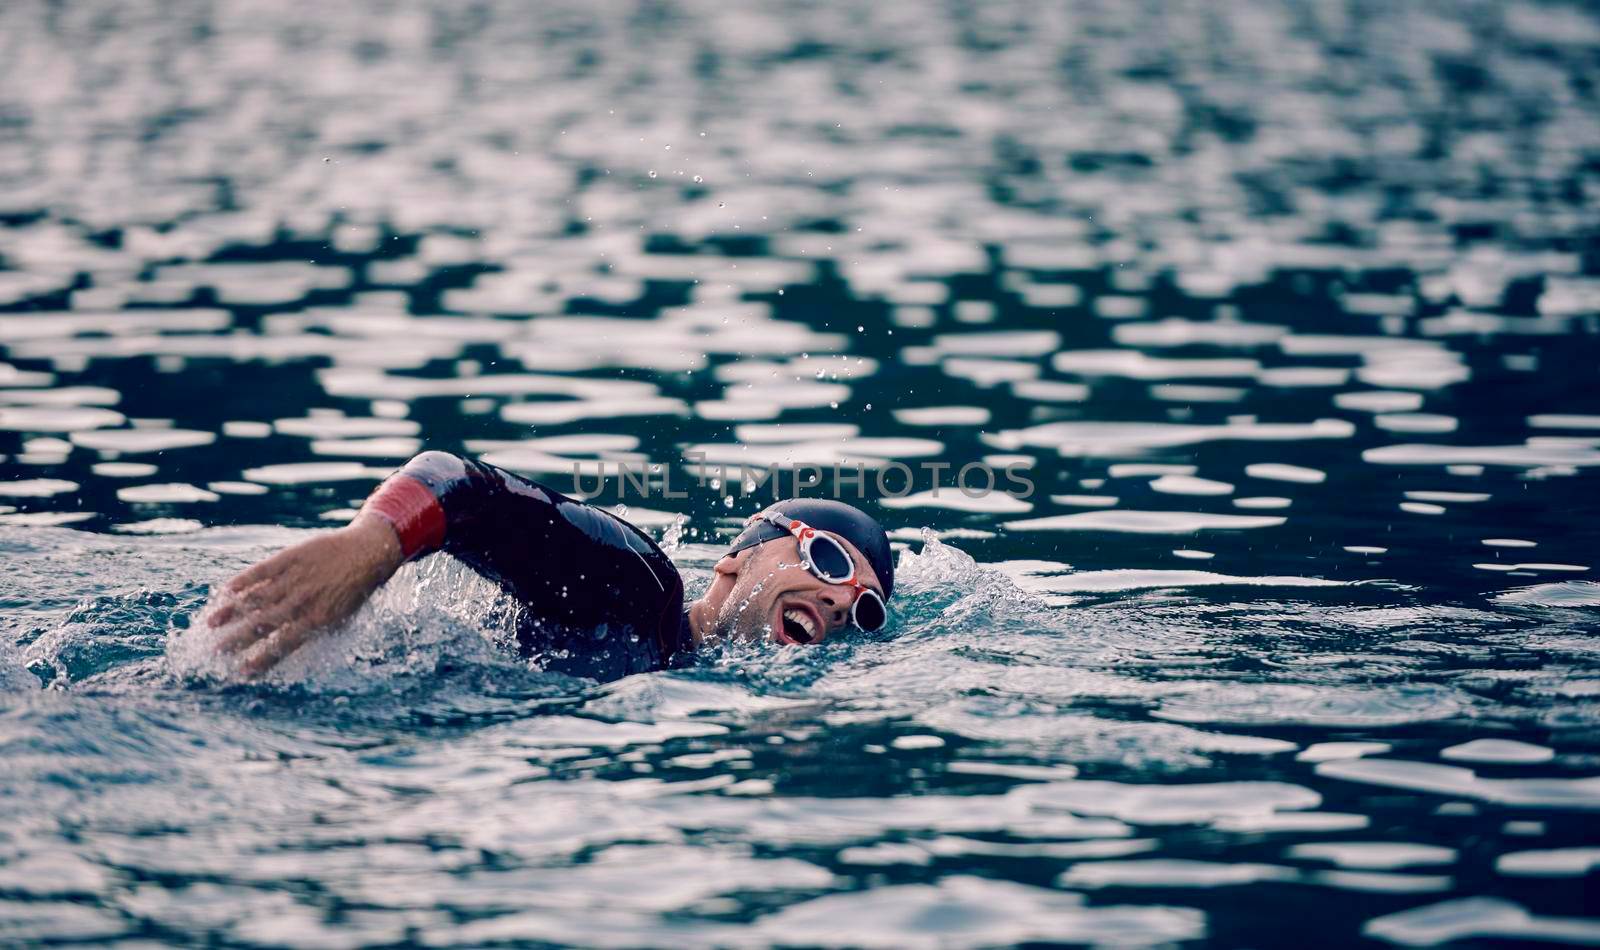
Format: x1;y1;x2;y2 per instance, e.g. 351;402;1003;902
3;0;1600;946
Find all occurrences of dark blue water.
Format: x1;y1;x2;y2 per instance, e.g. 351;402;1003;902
3;0;1600;945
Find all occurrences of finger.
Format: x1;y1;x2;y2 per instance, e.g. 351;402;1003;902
205;600;236;628
240;623;312;678
213;589;305;651
225;555;287;594
213;617;277;655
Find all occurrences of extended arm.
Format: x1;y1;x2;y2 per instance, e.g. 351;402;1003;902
205;451;685;677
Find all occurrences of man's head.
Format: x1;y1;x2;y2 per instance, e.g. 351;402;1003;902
693;499;894;646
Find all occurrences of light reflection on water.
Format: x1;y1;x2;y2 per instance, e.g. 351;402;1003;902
3;0;1600;945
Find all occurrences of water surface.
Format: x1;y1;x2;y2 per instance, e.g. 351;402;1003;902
2;0;1600;946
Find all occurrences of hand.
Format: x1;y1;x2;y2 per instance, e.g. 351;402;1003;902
202;512;405;676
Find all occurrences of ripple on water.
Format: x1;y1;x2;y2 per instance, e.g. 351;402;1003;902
1003;510;1286;534
879;490;1032;515
1150;475;1234;496
1316;759;1600;810
986;419;1354;455
1496;848;1600;878
1494;581;1600;607
70;428;215;453
1155;684;1464;728
0;479;77;498
1288;843;1456;870
1364;897;1600;947
751;876;1205;949
0;406;125;432
1439;739;1555;765
240;462;390;485
116;483;220;504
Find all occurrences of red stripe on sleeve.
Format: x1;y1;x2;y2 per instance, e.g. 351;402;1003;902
365;474;446;560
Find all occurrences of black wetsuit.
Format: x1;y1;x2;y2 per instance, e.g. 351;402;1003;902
381;451;692;681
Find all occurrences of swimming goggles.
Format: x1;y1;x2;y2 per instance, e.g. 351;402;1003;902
749;510;889;632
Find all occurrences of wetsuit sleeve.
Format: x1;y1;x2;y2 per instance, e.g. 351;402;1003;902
362;451;686;676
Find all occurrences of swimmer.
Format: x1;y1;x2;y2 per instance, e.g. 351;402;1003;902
202;451;893;679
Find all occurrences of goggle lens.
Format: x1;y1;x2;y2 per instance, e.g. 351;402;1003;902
805;534;856;581
852;589;888;632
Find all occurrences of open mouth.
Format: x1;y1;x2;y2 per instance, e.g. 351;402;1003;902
780;606;818;644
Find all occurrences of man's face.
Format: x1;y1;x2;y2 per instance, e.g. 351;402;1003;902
711;532;885;646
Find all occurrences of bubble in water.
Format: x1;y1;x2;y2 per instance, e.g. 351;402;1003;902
777;289;785;295
724;495;735;508
613;504;628;518
693;175;703;183
717;201;726;208
829;402;839;409
865;403;873;410
857;325;864;332
649;170;658;178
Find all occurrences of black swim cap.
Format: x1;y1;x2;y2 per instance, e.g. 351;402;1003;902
725;498;895;599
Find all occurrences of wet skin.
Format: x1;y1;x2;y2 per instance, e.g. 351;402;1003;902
687;531;885;648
